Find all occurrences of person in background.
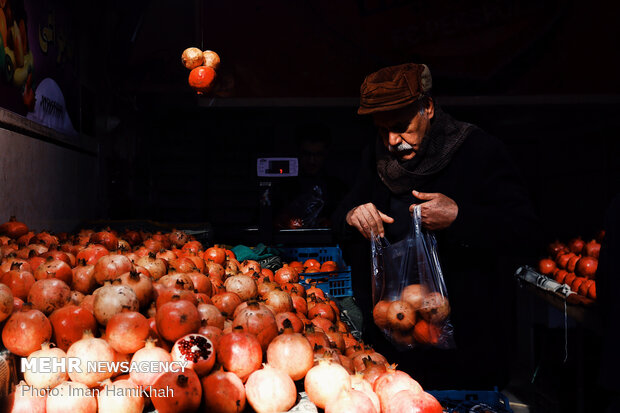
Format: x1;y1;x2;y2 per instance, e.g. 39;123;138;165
332;63;541;390
276;123;347;229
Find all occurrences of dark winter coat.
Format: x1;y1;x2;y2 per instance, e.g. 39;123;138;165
332;112;541;390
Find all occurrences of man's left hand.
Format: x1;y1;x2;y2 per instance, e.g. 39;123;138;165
409;190;458;231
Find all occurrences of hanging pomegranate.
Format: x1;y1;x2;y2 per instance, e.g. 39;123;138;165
189;66;216;94
202;50;221;70
181;47;205;69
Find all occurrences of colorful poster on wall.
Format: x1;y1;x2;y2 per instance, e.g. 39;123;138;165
0;0;78;135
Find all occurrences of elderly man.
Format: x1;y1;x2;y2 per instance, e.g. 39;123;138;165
333;63;541;390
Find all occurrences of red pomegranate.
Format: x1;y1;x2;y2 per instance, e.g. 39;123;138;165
23;343;68;389
576;256;598;279
583;239;601;258
383;390;443;413
245;364;297;413
49;305;98;351
46;381;97;413
197;303;226;329
201;369;246;413
129;338;173;386
217;328;263;381
67;330;116;387
171;333;216;376
1;380;47;413
76;244;109;265
198;325;223;346
1;267;35;301
232;301;278;351
373;368;424;412
116;270;153;309
135;253;167;280
275;265;300;284
212;291;243;318
204;246;227;265
225;274;258;301
419;292;450;323
156;299;201;342
72;261;97;294
97;379;144;413
89;230;119;251
34;258;72;285
93;283;139;325
325;387;377;413
304;359;352;409
0;216;29;238
266;322;314;381
275;311;304;333
93;254;133;284
151;369;202;413
105;311;150;354
264;289;294;314
27;278;71;316
189;272;213;296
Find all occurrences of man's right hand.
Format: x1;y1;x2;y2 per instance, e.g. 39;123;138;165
345;203;394;239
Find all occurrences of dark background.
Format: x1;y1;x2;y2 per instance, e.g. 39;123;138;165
84;0;620;247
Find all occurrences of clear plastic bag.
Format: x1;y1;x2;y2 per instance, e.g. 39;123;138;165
371;205;455;349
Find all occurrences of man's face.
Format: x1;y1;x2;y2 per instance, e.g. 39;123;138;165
373;102;434;161
299;140;327;176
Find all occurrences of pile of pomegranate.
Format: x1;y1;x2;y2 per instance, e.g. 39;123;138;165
0;216;444;413
538;231;604;300
373;285;450;348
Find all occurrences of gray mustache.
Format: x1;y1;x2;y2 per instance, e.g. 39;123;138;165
389;141;415;153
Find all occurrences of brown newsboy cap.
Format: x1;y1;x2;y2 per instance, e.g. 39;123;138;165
358;63;432;115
